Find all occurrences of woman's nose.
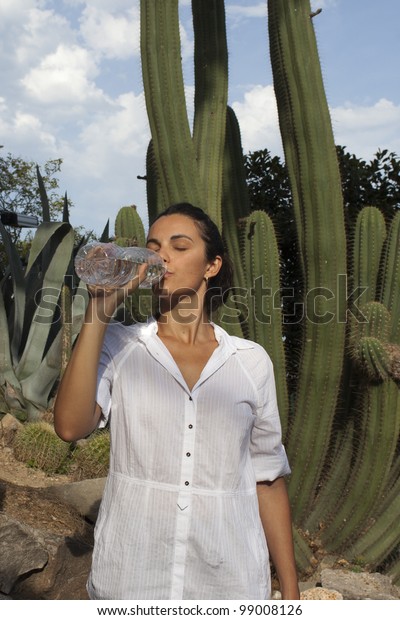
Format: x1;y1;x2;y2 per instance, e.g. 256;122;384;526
158;249;169;263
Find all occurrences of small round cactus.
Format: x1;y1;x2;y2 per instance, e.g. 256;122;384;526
13;421;72;474
72;429;110;480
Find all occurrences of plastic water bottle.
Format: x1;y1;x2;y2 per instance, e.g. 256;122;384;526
74;242;166;289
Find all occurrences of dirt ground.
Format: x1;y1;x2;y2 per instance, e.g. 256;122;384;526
0;442;87;538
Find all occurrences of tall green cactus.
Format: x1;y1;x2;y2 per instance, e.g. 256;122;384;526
242;210;289;434
267;1;400;575
134;0;400;582
140;0;204;210
268;0;347;522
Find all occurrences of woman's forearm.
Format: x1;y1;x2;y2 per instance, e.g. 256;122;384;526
54;272;146;441
257;477;300;600
53;297;115;442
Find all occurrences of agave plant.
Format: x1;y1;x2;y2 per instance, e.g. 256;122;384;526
0;169;87;421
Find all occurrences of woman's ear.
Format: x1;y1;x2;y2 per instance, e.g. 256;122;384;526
205;255;222;279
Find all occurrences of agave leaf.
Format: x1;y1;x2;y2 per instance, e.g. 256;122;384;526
25;222;72;275
62;192;70;223
0;221;26;362
19;328;63;418
16;226;75;381
71;279;88;336
100;219;110;242
0;285;20;387
20;223;73;360
20;288;87;419
36;164;50;222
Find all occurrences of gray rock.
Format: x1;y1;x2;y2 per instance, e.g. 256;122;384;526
321;568;400;600
0;413;23;447
11;530;92;600
0;514;48;594
46;477;106;523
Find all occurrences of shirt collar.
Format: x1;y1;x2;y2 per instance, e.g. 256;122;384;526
137;316;254;352
210;322;255;351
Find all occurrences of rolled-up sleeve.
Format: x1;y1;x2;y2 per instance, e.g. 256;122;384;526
96;344;113;428
250;353;291;482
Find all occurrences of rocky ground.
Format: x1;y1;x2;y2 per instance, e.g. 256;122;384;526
0;416;93;599
1;415;399;601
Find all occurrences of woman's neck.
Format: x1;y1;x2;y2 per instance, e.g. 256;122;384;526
157;307;214;345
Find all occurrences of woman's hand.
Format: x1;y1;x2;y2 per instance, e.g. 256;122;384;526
257;477;300;600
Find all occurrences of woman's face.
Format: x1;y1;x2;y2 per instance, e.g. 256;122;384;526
146;214;220;305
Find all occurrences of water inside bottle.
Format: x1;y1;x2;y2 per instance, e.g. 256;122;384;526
75;256;139;287
74;243;166;288
121;247;166;288
139;262;166;288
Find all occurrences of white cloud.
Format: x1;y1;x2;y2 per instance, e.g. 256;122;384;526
14;112;57;149
0;0;37;19
64;0;135;9
232;84;282;155
79;5;140;59
21;44;104;104
232;85;400;164
57;90;150;231
0;109;58;157
227;3;267;19
311;1;338;9
72;91;149;171
331;98;400;159
16;8;75;66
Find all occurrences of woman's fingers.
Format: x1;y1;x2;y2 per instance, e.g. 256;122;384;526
87;263;148;294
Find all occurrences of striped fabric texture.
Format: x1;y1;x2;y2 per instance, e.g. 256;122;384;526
87;318;290;600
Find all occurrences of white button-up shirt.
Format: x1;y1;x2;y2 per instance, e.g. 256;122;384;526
87;318;290;600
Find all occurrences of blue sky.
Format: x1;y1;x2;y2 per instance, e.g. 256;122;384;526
1;0;399;234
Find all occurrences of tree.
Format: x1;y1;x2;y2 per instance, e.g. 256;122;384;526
0;148;104;284
244;148;299;291
337;146;400;230
0;148;68;236
244;145;400;286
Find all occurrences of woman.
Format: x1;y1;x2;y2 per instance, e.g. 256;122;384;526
54;203;299;600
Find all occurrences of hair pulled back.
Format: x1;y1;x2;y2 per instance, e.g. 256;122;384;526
151;203;233;316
